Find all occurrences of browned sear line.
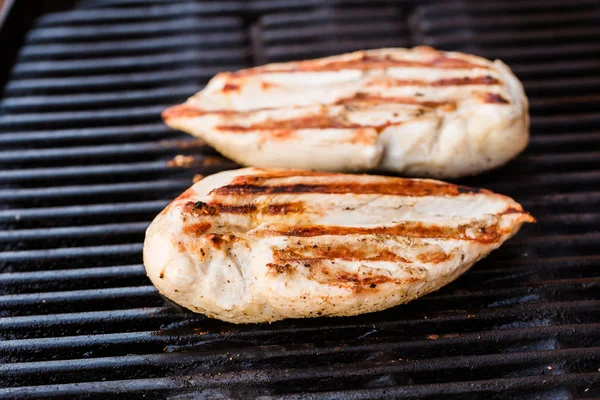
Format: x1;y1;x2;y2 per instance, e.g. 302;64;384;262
335;92;452;108
369;75;500;88
162;105;206;119
334;269;419;288
266;260;419;292
258;221;502;244
266;202;304;215
182;221;212;236
266;263;294;276
310;265;420;293
218;204;258;214
162;105;244;120
273;247;410;263
222;83;240;92
184;199;304;217
185;201;221;216
480;92;510;104
185;200;264;215
215;113;403;132
211;180;488;198
417;251;452;264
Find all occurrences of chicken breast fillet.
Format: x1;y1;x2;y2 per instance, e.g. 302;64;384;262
162;47;529;178
144;168;534;323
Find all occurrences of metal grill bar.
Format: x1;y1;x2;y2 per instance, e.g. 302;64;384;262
1;87;200;111
27;16;243;42
37;2;245;26
418;0;600;15
1;363;599;399
3;322;597;362
3;68;240;95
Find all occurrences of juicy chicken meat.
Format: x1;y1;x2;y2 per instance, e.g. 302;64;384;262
162;47;529;178
144;168;534;323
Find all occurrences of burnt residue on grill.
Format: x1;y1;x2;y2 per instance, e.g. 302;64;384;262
1;0;600;398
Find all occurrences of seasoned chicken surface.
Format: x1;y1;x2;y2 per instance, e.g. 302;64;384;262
163;47;529;178
144;168;534;323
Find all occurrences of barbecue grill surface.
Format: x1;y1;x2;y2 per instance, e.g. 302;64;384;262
1;0;599;399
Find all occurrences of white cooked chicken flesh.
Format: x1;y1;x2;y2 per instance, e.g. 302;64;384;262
143;168;534;323
162;46;529;178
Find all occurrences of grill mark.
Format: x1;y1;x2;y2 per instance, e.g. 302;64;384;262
185;201;221;216
219;204;258;214
215;115;403;132
162;105;197;119
273;247;410;264
182;221;212;236
184;200;257;216
255;220;502;244
310;265;420;293
211;181;488;197
368;76;500;88
222;83;240;92
162;104;267;120
266;202;304;215
184;200;302;216
162;105;228;120
266;260;420;292
333;270;419;287
231;52;490;76
335;92;452;108
266;262;294;276
480;92;510;104
417;251;453;264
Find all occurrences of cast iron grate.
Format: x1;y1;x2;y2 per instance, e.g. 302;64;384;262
0;0;599;399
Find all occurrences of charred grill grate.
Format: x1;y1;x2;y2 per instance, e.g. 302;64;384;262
1;0;600;399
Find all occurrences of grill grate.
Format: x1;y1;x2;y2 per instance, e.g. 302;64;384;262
1;0;600;399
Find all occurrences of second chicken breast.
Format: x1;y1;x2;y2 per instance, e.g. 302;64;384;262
163;47;529;178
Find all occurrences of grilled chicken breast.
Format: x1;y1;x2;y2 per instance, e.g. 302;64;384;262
144;168;533;323
162;47;529;178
